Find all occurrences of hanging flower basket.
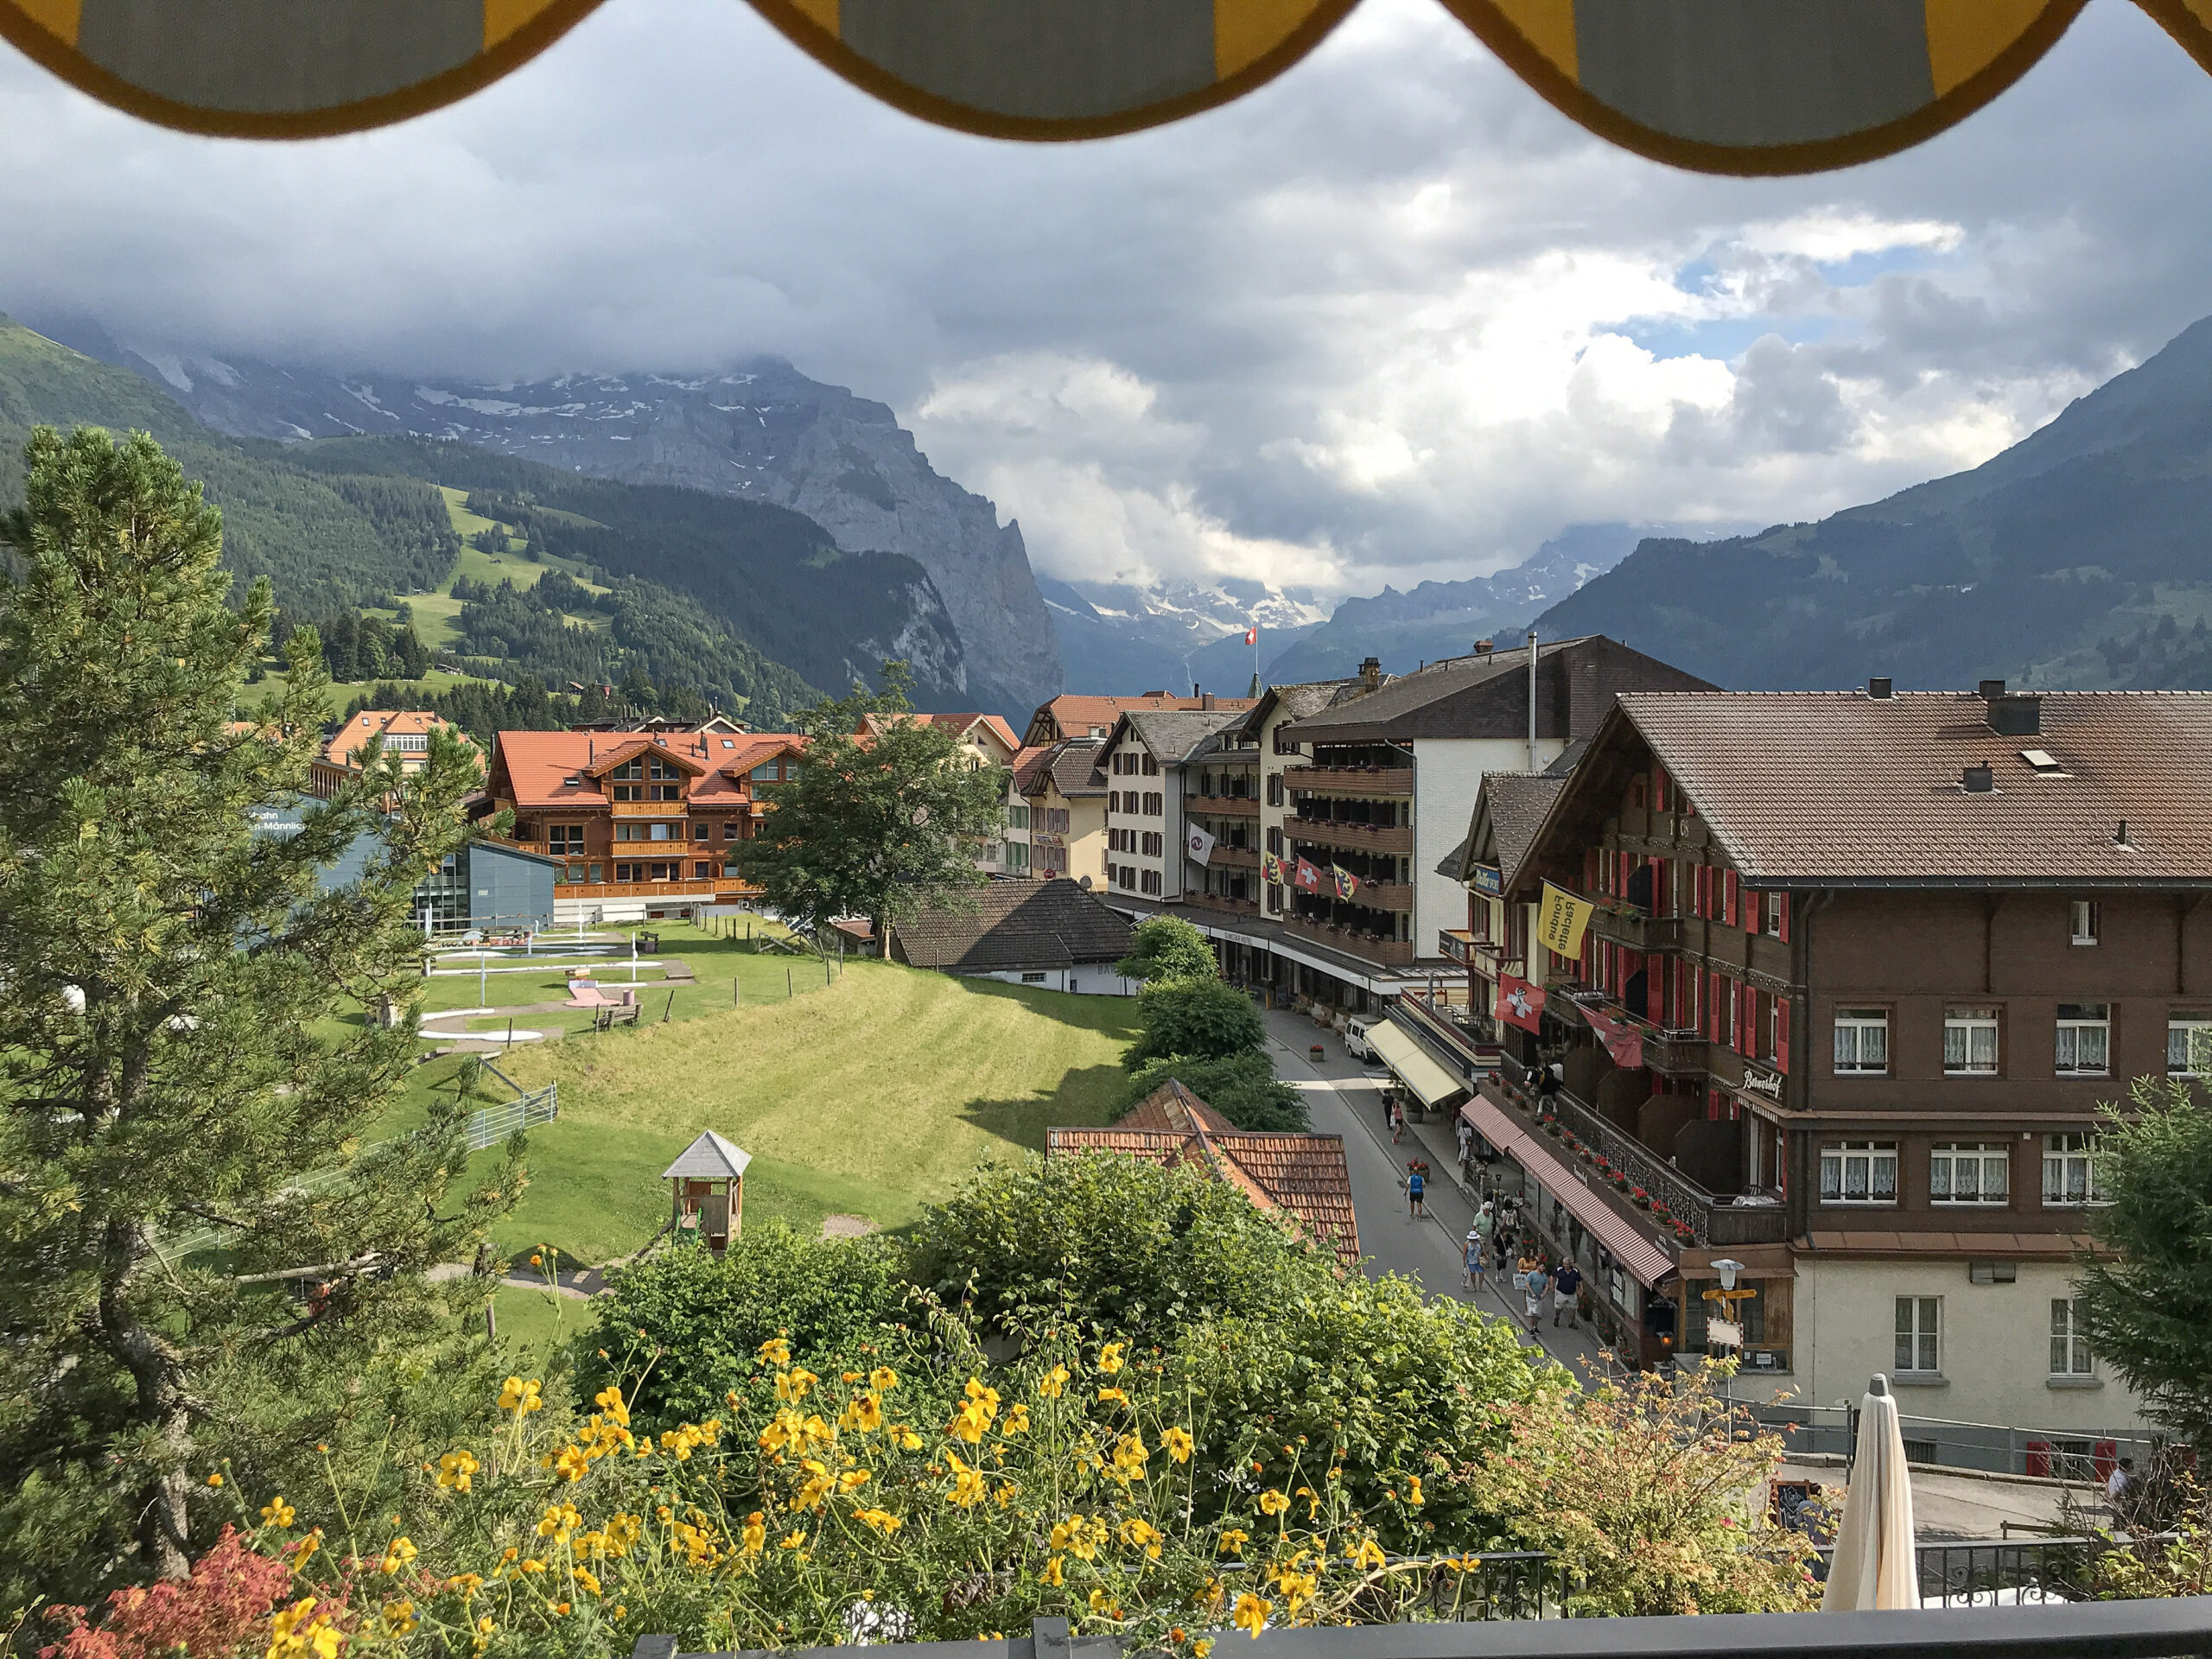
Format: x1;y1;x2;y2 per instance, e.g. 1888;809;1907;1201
1592;1156;1611;1173
1671;1219;1697;1242
1611;1171;1630;1191
1649;1201;1672;1222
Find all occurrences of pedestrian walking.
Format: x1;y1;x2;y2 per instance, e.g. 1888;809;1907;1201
1551;1259;1582;1328
1407;1166;1426;1219
1390;1098;1405;1144
1489;1228;1512;1280
1463;1230;1483;1290
1455;1116;1473;1164
2108;1457;2135;1520
1517;1251;1544;1330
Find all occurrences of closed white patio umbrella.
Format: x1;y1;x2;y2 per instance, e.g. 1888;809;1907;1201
1822;1374;1919;1611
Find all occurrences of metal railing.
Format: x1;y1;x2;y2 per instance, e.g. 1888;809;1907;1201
1752;1403;2159;1483
466;1083;557;1150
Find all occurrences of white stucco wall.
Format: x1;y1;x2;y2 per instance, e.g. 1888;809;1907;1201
1413;737;1564;960
971;964;1139;996
1793;1256;2146;1439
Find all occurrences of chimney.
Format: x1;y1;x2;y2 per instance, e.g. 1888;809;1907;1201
1358;657;1382;690
2115;820;2134;848
1989;692;2042;735
1474;638;1494;655
1962;763;1994;793
1867;676;1893;700
1978;678;2007;699
1200;691;1216;710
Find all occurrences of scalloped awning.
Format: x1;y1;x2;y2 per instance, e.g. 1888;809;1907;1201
3;0;2210;171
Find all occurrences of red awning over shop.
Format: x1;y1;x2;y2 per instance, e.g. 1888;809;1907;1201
1460;1094;1676;1289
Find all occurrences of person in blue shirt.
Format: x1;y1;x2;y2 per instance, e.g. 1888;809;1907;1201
1551;1259;1583;1328
1407;1166;1426;1218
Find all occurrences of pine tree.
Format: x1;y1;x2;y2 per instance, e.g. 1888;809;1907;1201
0;429;518;1595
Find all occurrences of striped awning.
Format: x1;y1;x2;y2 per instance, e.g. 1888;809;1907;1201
1460;1091;1675;1288
1369;1018;1468;1110
6;0;2210;167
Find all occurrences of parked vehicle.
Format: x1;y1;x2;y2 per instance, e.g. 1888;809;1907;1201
1344;1015;1378;1060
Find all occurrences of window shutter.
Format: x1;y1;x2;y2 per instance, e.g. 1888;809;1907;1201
1707;970;1723;1042
1694;866;1707;918
1655;767;1669;811
1584;848;1599;890
1777;893;1791;943
1777;997;1790;1075
1724;870;1739;927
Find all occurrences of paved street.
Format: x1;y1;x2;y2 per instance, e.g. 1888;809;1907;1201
1264;1010;1609;1376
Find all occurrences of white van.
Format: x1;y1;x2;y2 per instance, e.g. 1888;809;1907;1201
1344;1015;1378;1061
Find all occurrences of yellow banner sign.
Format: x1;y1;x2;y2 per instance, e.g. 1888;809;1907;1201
1535;880;1594;961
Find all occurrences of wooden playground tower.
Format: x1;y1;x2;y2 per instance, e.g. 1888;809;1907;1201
662;1131;751;1255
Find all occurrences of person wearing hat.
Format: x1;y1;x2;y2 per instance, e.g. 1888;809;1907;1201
1463;1228;1484;1291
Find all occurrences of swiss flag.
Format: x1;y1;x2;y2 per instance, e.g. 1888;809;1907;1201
1293;858;1323;893
1497;974;1546;1033
1244;627;1258;645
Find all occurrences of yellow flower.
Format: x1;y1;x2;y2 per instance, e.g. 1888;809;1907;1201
1097;1342;1126;1376
1004;1403;1031;1434
572;1567;603;1598
1218;1529;1249;1556
207;1472;224;1488
759;1337;792;1368
839;1393;885;1434
775;1368;818;1403
1037;1364;1070;1399
381;1599;420;1636
1350;1537;1387;1570
259;1496;296;1529
1111;1432;1149;1477
378;1536;417;1575
1096;1388;1129;1406
838;1468;872;1492
553;1445;591;1482
890;1424;924;1451
1231;1593;1271;1637
1163;1426;1194;1464
870;1366;899;1391
855;1508;903;1535
592;1386;632;1428
946;1461;988;1508
498;1376;543;1415
435;1451;479;1493
1404;1473;1423;1507
779;1531;807;1550
1050;1515;1108;1560
1039;1554;1065;1587
1119;1517;1164;1559
741;1512;767;1554
1194;1641;1214;1658
447;1573;485;1597
1257;1490;1289;1517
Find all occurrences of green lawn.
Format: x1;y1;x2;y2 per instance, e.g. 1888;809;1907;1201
467;954;1140;1264
414;918;836;1020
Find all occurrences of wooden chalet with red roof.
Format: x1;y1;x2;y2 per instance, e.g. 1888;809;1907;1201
485;726;805;910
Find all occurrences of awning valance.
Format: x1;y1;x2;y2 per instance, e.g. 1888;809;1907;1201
7;1;2209;173
1460;1093;1675;1289
1369;1020;1468;1110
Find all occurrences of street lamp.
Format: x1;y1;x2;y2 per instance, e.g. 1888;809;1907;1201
1705;1258;1756;1440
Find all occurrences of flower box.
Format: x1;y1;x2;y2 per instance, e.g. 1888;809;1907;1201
1630;1188;1651;1210
1541;1118;1561;1136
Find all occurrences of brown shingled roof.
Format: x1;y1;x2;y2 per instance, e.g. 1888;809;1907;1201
888;880;1134;972
1605;690;2212;886
1047;1084;1360;1266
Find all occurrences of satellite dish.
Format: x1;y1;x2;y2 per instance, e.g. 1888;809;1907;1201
1078;875;1094;891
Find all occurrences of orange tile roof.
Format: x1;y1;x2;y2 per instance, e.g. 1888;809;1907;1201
491;728;804;810
320;709;461;767
1010;744;1058;791
1030;693;1256;740
1048;1084;1359;1266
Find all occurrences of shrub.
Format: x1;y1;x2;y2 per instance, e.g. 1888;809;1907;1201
1122;1052;1307;1132
1114;916;1217;987
1125;980;1265;1070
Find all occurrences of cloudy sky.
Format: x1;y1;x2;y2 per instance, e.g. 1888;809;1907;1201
3;0;2211;601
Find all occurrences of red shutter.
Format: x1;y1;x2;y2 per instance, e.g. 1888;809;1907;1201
1655;767;1669;811
1724;870;1739;927
1778;893;1792;943
1777;996;1791;1075
1707;971;1723;1041
1694;866;1708;918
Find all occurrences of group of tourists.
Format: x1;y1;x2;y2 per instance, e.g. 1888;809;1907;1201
1455;1196;1581;1332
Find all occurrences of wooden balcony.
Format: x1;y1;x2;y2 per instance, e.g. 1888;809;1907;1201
1187;892;1260;917
607;796;691;817
1548;983;1713;1077
1207;845;1262;868
1288;817;1414;855
1281;916;1415;966
1286;764;1414;797
1186;793;1260;817
553;877;760;900
1588;905;1686;954
1351;880;1414;912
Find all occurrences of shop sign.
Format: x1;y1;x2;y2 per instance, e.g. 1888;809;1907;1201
1470;862;1502;896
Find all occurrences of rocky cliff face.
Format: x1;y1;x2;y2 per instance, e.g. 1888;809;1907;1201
47;327;1062;718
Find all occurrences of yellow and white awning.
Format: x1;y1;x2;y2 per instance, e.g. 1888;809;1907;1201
1368;1018;1467;1109
3;0;2210;167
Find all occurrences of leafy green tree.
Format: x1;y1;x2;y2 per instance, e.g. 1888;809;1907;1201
729;660;1004;937
1124;1051;1307;1132
0;428;518;1596
1114;913;1217;986
1125;976;1267;1070
2075;1074;2212;1444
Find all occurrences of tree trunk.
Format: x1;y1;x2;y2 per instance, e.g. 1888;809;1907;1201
99;1217;194;1578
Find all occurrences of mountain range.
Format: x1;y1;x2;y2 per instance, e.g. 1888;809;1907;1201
1539;313;2212;692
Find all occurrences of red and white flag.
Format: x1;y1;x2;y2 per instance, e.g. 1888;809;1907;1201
1496;974;1546;1033
1244;627;1258;645
1293;857;1323;893
1583;1004;1645;1069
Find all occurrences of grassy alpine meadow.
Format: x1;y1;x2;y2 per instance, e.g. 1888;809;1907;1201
468;951;1141;1263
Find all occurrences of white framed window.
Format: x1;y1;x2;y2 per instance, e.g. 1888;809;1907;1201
1895;1296;1941;1375
1944;1007;2000;1075
1821;1141;1898;1205
2050;1298;2094;1376
1929;1142;2011;1205
2043;1133;2105;1206
1020;971;1047;984
1834;1008;1889;1075
2169;1016;2212;1077
2070;900;2099;945
2056;1003;2110;1076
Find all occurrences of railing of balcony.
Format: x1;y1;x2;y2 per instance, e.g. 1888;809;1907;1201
1281;916;1415;966
1186;792;1261;815
1399;992;1499;1076
1288;817;1414;854
1284;762;1414;795
1489;1057;1784;1249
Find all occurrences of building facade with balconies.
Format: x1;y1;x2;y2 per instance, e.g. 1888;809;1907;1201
1101;707;1244;903
1477;684;2212;1436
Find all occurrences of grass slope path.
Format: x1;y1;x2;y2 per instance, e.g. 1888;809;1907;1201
487;958;1137;1263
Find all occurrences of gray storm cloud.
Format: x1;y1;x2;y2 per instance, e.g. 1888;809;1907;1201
0;0;2209;598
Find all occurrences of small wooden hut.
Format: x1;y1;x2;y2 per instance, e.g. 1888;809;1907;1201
662;1131;751;1255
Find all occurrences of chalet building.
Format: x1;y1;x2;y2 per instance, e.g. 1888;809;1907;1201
1023;690;1255;747
309;709;472;797
1100;708;1246;901
1099;638;1710;1014
1416;684;2210;1446
1016;738;1109;883
484;727;804;921
887;878;1138;995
